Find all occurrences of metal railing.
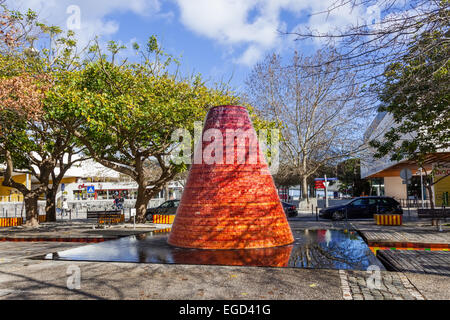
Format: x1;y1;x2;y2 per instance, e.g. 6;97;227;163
0;198;165;222
398;198;436;209
0;202;46;221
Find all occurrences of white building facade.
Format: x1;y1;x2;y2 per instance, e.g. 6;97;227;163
361;112;450;206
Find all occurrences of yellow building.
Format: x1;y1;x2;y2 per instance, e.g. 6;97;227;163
0;174;28;203
434;167;450;206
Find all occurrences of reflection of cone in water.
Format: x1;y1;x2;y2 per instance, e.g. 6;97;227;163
171;245;293;267
168;105;294;249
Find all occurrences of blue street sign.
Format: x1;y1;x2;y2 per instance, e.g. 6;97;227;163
314;178;338;181
61;183;65;192
86;186;95;194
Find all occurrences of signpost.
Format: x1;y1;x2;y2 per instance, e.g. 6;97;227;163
315;177;337;208
400;168;412;183
324;175;329;208
400;168;413;218
419;168;425;209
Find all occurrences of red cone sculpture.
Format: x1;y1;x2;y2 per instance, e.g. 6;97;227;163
168;105;294;249
171;245;293;267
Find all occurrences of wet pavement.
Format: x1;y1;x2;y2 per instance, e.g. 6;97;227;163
39;229;384;271
0;241;443;300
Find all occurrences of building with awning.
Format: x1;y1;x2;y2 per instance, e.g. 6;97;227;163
361;112;450;206
0;159;184;207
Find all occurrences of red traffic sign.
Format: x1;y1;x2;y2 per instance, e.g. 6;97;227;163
315;181;325;189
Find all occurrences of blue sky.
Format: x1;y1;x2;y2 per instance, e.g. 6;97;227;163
8;0;379;91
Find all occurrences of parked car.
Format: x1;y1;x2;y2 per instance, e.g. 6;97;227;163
319;196;402;220
281;201;298;217
146;200;180;221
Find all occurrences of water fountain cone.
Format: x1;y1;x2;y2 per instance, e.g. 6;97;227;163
168;105;294;249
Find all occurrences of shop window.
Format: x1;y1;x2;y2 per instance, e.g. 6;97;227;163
96;190;108;200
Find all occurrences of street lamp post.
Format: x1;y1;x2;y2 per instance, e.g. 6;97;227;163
420;168;425;209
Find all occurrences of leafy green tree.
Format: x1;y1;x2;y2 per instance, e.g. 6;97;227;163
370;28;449;208
370;30;449;161
49;37;242;222
0;8;86;224
336;159;370;197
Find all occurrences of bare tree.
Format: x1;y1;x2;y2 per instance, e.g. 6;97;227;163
245;49;368;201
286;0;449;101
286;1;449;203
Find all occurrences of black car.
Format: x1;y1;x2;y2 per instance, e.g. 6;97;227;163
281;201;298;217
319;196;402;220
146;200;180;221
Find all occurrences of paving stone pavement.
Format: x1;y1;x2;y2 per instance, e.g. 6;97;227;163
1;220;448;300
0;221;157;240
339;269;425;300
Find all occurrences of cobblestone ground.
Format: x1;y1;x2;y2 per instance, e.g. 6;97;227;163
339;270;425;300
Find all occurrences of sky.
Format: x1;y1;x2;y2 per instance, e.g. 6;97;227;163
7;0;379;91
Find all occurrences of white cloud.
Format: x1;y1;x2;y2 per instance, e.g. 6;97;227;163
235;45;264;66
175;0;285;66
7;0;163;49
6;0;387;68
174;0;372;66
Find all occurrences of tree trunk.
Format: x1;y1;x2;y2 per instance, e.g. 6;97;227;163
163;183;169;201
45;188;57;222
301;175;309;202
24;195;39;227
135;184;151;223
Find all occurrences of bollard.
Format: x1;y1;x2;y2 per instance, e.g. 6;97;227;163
311;204;314;216
438;218;443;232
408;204;410;220
316;207;319;221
